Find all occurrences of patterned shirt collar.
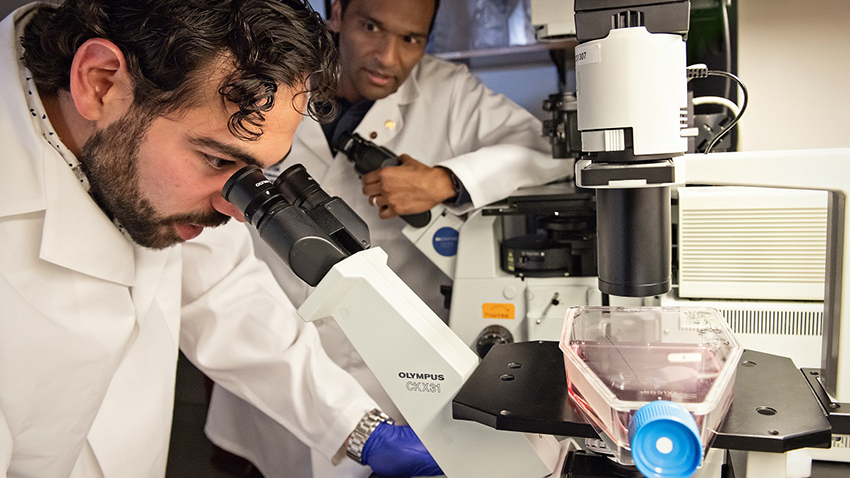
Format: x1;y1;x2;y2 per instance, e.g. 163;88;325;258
15;11;91;193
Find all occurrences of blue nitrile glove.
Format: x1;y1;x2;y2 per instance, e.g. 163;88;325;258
360;422;443;477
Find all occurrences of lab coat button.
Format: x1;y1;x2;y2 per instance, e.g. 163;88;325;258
384;120;395;130
369;132;378;139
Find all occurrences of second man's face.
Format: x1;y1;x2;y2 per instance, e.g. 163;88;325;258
332;0;434;102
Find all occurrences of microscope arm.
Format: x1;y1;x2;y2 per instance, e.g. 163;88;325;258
676;148;850;402
297;247;561;478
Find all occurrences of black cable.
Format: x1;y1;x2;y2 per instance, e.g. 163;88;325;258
687;65;749;154
703;70;748;153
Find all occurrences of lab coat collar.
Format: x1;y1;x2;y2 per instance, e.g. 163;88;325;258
0;5;46;218
0;7;136;286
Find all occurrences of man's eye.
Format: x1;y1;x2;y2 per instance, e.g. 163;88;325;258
404;35;420;45
204;154;235;170
364;22;377;32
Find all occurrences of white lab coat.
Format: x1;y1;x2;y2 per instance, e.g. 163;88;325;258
206;55;572;477
0;6;376;477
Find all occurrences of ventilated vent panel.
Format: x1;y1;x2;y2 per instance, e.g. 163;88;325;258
719;308;822;336
678;187;828;300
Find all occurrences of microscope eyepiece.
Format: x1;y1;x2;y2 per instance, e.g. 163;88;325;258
222;166;289;227
275;164;331;211
335;131;357;156
334;131;400;175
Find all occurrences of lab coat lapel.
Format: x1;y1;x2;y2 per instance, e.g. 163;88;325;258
40;149;136;287
355;99;403;145
354;66;420;146
288;68;421;198
0;25;146;294
39;145;174;322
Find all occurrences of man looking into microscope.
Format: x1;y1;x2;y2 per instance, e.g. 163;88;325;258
0;1;441;476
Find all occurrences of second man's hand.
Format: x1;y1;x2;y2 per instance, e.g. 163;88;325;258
361;155;455;220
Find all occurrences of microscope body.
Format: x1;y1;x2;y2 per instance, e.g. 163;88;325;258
431;0;692;355
552;0;850;465
223;165;563;478
570;0;692;298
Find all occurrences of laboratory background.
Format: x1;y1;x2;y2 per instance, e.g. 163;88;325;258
1;0;849;477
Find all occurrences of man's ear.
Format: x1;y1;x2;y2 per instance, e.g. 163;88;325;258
68;38;134;122
327;0;343;33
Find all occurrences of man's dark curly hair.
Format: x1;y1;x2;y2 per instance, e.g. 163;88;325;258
21;0;339;140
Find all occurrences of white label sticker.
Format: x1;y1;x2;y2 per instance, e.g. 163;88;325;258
667;352;702;363
575;43;601;65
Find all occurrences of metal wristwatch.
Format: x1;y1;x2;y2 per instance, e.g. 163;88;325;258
346;408;394;463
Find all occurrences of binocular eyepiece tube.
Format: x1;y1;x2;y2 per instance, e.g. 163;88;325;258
223;165;368;286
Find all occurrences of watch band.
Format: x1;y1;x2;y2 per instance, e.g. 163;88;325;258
346;408;394;464
436;166;461;202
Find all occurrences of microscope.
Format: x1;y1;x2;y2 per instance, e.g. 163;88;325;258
522;0;850;475
222;0;850;476
223;164;563;478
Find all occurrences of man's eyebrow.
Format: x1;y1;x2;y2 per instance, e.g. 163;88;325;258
361;14;428;40
190;136;263;168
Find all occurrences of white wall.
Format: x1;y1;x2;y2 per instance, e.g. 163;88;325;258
737;0;850;151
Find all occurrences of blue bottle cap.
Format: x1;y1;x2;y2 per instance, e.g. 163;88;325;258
628;400;702;478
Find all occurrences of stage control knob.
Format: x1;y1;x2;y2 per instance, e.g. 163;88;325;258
475;325;514;358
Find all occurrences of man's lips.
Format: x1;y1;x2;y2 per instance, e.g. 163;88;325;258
175;222;204;241
365;69;392;87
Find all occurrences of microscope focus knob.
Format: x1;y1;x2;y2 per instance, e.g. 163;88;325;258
475;325;514;359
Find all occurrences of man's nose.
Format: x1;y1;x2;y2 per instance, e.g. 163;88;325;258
213;194;247;222
375;35;399;67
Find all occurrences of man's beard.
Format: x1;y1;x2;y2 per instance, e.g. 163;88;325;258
79;108;229;249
